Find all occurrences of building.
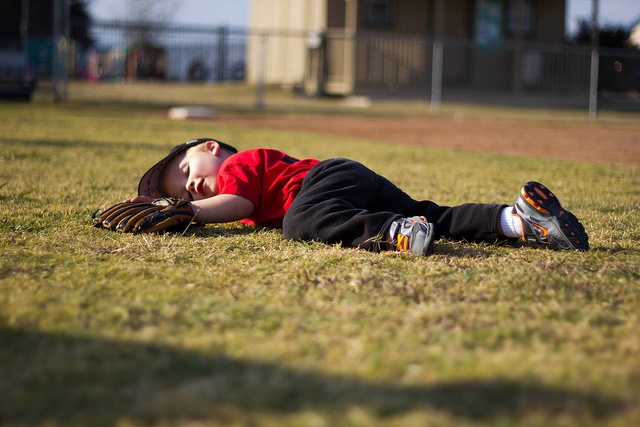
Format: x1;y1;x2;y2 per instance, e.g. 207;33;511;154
629;17;640;47
248;0;568;96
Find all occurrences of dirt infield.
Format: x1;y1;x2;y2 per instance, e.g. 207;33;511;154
222;114;640;168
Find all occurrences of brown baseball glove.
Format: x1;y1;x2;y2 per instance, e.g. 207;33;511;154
92;197;195;234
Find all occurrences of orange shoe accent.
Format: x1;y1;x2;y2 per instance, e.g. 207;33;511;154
397;235;410;251
512;212;527;242
534;187;548;200
532;223;549;237
521;188;550;215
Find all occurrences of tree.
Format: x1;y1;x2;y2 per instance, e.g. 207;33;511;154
17;0;93;47
118;0;182;48
70;0;93;48
572;19;640;92
121;0;183;24
572;18;632;48
118;0;182;81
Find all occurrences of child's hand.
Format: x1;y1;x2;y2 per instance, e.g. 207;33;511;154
133;198;194;234
125;195;155;203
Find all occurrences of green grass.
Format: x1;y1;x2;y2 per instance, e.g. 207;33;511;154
1;93;639;427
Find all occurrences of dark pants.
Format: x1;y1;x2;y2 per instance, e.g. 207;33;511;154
283;158;506;251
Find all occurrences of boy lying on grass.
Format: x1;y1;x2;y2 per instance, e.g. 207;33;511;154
93;138;589;255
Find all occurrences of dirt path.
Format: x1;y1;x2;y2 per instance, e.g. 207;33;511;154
222;114;640;168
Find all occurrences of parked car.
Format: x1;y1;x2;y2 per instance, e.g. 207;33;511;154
0;48;36;101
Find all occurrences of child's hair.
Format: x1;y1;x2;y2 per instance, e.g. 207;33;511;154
137;138;238;198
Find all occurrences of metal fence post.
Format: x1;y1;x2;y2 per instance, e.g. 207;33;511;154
216;26;227;82
588;0;600;121
255;33;268;109
431;40;443;114
588;49;599;121
431;0;444;114
52;0;70;102
52;0;61;101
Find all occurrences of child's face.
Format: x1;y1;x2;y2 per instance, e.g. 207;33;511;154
161;141;230;201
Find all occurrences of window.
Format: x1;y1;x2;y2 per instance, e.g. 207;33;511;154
507;0;535;37
363;0;397;28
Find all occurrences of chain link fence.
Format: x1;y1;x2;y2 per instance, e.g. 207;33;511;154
35;20;640;116
84;21;247;84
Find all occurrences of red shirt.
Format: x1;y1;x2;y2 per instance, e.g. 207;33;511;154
216;148;320;227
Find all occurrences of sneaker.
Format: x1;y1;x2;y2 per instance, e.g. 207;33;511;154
513;181;589;251
389;216;435;256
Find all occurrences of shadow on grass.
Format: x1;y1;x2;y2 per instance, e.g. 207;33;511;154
0;326;628;425
186;224;262;238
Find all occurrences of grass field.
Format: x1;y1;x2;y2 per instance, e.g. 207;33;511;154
1;89;639;426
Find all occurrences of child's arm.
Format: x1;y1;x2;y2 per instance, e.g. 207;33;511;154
95;194;254;234
126;194;254;223
190;194;255;223
125;194;254;224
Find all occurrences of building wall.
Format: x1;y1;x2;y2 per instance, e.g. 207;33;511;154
327;0;345;28
247;0;327;85
631;23;640;47
354;0;476;38
250;0;327;32
444;0;473;39
470;0;567;90
534;0;566;43
360;0;430;35
248;0;568;92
